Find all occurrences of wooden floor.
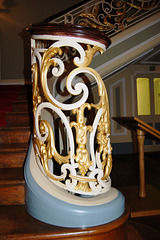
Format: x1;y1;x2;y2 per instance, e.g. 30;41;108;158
111;151;160;240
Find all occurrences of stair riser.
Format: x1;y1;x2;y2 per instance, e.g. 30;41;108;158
6;114;32;127
17;94;32;101
12;102;32;112
0;184;24;205
0;152;26;168
0;130;30;144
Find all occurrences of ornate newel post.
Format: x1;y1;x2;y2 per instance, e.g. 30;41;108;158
24;24;127;230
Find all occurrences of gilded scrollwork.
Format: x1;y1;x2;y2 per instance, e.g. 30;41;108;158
33;137;66;181
33;119;70;182
88;67;112;180
86;0;159;32
78;12;114;31
41;47;63;107
32;63;42;120
52;0;159;37
74;45;104;67
32;37;112;195
70;104;93;177
39;120;70;165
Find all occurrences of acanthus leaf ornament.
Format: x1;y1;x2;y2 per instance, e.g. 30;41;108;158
74;45;104;67
32;63;42;119
39;120;70;165
31;32;112;195
70;103;93;176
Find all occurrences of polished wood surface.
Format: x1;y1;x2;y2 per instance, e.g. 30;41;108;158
6;112;32;127
0;204;129;240
137;129;146;198
27;24;111;48
112;117;160;198
120;185;160;218
112;117;160;141
126;223;143;240
0;143;28;168
0;126;30;144
0;168;24;205
0;85;31;205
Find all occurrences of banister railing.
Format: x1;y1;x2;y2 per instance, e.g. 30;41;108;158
47;0;160;38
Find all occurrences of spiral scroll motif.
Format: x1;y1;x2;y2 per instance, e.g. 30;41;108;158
32;38;112;195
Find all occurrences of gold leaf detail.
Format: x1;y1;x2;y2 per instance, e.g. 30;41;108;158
33;137;64;181
74;181;92;192
32;63;42;120
33;119;70;182
74;45;103;67
70;104;93;176
41;47;63;107
78;13;114;31
40;120;70;165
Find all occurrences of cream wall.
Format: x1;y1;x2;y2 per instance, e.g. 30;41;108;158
92;63;156;145
91;13;160;81
1;2;159;86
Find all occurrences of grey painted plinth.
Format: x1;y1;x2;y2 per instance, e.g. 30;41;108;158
24;142;125;228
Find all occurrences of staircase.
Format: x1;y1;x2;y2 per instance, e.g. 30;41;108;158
0;85;32;206
0;85;33;239
0;86;159;239
0;85;137;239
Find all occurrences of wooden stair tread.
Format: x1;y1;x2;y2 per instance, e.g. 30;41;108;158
0;84;32;93
0;143;28;152
0;205;151;240
0;126;30;130
0;126;31;144
6;112;33;127
6;111;32;115
0;168;25;205
17;92;32;99
0;205;135;240
0;205;57;238
0;84;31;205
12;100;32;104
0;143;28;168
0;168;24;183
12;101;32;112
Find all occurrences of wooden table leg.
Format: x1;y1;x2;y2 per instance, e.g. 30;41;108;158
137;129;147;198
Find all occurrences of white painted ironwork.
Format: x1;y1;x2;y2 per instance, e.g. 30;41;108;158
31;32;112;196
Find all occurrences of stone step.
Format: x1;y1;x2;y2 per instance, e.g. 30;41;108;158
0;168;24;205
6;112;33;127
0;126;31;144
0;143;28;168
